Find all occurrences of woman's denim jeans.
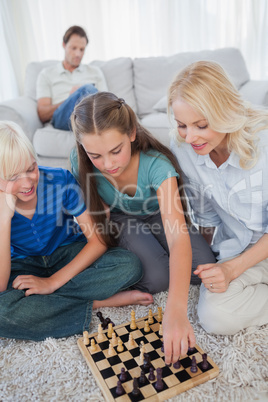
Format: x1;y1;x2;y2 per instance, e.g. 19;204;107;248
0;242;142;341
52;84;98;131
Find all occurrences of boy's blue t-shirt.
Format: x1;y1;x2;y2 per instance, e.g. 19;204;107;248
94;150;179;215
11;166;87;259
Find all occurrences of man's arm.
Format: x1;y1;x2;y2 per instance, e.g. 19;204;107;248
37;98;63;123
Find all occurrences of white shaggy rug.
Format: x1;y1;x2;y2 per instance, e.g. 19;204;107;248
0;286;267;402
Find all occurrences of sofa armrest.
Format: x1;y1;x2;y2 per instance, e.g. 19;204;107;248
0;96;43;141
239;80;268;107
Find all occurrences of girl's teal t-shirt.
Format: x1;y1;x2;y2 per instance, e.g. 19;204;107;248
93;150;179;215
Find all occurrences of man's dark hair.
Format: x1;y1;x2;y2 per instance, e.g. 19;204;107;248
63;26;89;44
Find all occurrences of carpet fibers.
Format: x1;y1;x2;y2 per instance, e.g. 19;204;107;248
0;286;267;401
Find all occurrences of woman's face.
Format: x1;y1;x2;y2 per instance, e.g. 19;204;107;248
172;99;227;155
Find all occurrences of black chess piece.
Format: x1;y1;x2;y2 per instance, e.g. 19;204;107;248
96;311;104;323
148;367;155;381
143;353;151;370
115;380;125;396
161;342;164;353
119;367;127;382
154;367;164;391
201;353;209;370
132;378;140;396
190;356;198;373
173;359;181;369
188;346;195;353
139;370;146;384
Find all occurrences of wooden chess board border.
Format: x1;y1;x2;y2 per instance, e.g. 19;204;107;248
77;312;219;401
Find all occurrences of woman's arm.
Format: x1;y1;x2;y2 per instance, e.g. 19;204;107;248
12;209;107;295
157;177;195;365
195;233;268;292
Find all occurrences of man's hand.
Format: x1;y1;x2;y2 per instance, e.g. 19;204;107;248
69;85;80;94
12;275;58;296
194;262;233;292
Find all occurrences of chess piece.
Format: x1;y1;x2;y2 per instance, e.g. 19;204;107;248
201;353;209;370
96;311;104;324
190;356;198;373
157;306;162;322
140;344;145;363
130;310;137;330
158;323;163;336
139;370;146;384
161;342;164;353
107;322;114;338
106;317;115;327
132;378;140;396
148;367;155;381
143;353;151;370
83;331;89;346
119;367;127;382
108;342;115;356
128;333;135;348
90;338;97;352
97;324;105;342
117;338;124;353
154;367;164;391
148;308;154;324
111;332;117;347
188;346;195;353
115;380;125;396
144;320;150;333
173;359;181;369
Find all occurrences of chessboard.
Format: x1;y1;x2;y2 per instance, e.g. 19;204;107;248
77;309;219;401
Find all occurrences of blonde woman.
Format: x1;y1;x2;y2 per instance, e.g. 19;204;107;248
168;61;268;335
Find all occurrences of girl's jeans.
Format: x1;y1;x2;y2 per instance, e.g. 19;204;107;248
0;242;142;341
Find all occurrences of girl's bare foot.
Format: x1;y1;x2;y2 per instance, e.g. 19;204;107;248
93;290;153;309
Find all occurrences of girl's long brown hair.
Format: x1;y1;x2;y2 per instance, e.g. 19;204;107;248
71;92;190;247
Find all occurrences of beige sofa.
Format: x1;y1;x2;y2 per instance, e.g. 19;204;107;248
1;47;268;169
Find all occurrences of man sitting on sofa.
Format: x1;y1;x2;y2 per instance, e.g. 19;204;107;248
36;25;107;131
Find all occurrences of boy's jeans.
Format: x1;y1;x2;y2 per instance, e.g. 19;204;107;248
0;243;142;341
52;84;98;131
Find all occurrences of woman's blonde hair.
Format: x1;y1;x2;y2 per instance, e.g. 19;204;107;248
168;60;268;168
0;121;37;180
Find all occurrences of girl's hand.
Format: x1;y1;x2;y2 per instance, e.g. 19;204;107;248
162;305;195;365
0;190;17;220
194;262;233;292
12;275;58;296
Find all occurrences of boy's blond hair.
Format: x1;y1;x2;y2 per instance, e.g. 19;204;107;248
0;121;37;180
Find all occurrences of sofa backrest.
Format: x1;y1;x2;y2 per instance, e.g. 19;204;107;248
91;58;137;113
25;48;250;119
24;57;137;113
133;47;250;116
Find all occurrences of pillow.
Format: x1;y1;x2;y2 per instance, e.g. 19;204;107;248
153;96;168;113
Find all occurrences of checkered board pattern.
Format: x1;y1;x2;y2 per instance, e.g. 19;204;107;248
77;312;219;401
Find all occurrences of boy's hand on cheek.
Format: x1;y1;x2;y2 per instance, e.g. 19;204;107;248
0;190;17;219
12;275;57;296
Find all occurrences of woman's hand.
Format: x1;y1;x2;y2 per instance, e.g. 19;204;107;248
194;262;233;292
12;275;58;296
162;304;195;365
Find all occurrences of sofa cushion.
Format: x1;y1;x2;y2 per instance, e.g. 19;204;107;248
33;125;75;158
133;47;250;116
91;57;137;113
